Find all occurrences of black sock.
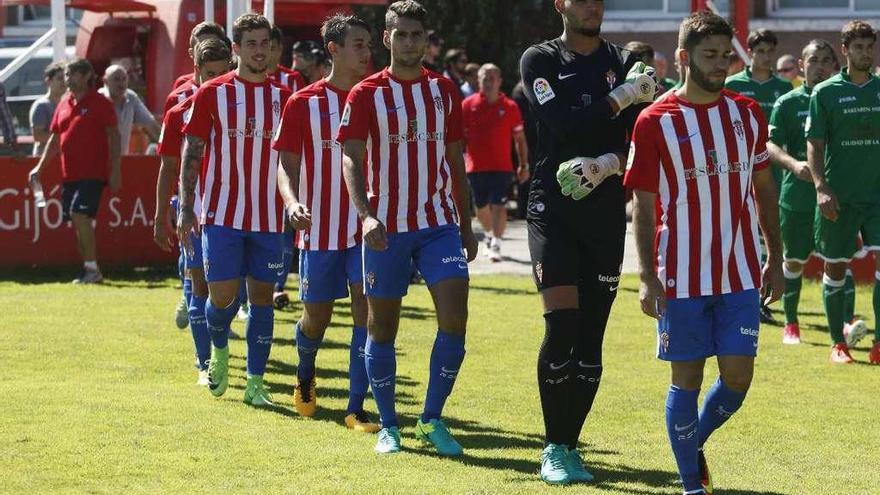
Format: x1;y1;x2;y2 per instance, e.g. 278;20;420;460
538;309;578;446
567;279;616;449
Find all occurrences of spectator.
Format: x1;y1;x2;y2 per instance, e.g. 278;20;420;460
29;58;121;284
99;65;160;153
777;53;804;88
624;41;655;66
0;80;17;151
30;62;66;156
460;62;479;97
443;48;468;91
292;40;325;84
423;30;443;73
462;63;529;262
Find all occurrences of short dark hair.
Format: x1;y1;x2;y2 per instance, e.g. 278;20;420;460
385;0;427;31
678;10;733;52
624;41;655;63
841;20;876;48
43;61;64;80
320;13;370;51
270;25;283;44
747;29;778;50
195;38;231;66
66;57;96;87
802;38;837;62
189;21;225;49
427;30;442;46
232;13;271;45
444;48;466;67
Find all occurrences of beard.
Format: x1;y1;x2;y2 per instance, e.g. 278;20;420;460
573;26;600;37
851;58;874;72
244;61;268;75
688;60;725;93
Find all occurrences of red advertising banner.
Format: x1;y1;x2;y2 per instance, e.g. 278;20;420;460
0;156;177;268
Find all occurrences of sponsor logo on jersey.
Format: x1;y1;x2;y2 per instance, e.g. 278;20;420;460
533;77;555;105
340;103;352;126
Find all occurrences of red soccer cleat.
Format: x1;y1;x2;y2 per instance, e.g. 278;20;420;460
869;341;880;365
782;323;801;345
831;343;854;364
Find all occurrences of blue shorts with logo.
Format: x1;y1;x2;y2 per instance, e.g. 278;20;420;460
657;289;760;361
201;224;284;283
299;245;363;303
363;224;469;298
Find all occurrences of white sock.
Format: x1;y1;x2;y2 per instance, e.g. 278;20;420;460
84;261;98;271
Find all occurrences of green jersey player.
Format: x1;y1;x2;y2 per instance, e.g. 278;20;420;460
806;20;880;364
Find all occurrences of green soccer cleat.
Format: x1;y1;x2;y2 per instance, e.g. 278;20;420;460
566;448;595;483
243;375;274;407
206;346;229;397
414;418;463;456
540;444;571;485
374;426;402;454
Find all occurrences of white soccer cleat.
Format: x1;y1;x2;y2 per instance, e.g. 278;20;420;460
843;319;869;348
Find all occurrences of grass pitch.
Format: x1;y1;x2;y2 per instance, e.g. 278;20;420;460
1;272;877;494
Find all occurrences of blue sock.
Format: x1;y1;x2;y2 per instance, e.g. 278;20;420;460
245;304;274;376
347;326;369;414
422;330;466;423
666;385;702;493
295;321;323;382
365;336;397;428
205;299;237;349
189;294;211;370
182;278;193;307
698;378;746;447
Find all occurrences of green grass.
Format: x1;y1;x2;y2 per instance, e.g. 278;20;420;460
1;273;878;494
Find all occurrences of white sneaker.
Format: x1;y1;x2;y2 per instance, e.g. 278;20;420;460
197;370;210;386
73;269;103;284
483;236;494;257
843;319;869;348
488;238;502;262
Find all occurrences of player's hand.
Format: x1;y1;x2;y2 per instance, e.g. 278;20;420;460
609;61;657;111
816;183;840;222
556;153;621;200
761;260;785;305
109;169;122;192
460;227;478;262
792;161;812;182
176;207;200;257
362;215;388;251
639;274;667;320
153;212;175;252
286;202;312;230
517;165;530;184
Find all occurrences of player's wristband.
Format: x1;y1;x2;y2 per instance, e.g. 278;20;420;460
595;152;622;178
608;83;636;112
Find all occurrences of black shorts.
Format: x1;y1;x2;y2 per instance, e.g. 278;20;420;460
526;173;626;291
468;171;512;208
62;179;105;221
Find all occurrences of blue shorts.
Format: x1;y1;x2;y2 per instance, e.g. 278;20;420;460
183;231;204;271
468;171;512;208
299;245;363;303
657;289;760;361
201;224;284;283
363;224;469;298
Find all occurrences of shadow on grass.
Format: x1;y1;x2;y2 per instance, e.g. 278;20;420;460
0;265;178;286
469;284;535;296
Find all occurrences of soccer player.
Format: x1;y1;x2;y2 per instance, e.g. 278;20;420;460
155;38;232;385
337;0;478;455
177;13;292;405
519;0;655;484
626;12;784;495
272;13;379;432
29;58;121;284
268;25;306;92
461;63;529;262
766;39;852;345
807;20;880;364
166;22;227;111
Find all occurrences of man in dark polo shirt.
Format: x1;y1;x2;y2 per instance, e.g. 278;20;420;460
30;58;121;284
462;63;529;261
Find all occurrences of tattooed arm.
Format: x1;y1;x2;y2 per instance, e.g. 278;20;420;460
176;134;204;255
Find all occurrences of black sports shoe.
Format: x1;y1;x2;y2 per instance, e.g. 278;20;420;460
759;303;775;324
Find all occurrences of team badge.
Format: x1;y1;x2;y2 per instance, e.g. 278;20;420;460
732;119;744;138
605;69;617;88
366;271;376;288
300;278;309;294
534;262;543;284
433;95;444;112
533;78;555;105
408;119;419;135
273;100;281;116
659;332;670;353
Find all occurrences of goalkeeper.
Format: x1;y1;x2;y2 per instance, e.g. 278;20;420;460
519;7;656;485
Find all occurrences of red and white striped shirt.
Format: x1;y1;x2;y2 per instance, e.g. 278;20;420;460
270;66;306;93
158;96;202;216
183;72;292;232
163;78;197;117
272;79;360;250
624;89;770;299
336;68;463;233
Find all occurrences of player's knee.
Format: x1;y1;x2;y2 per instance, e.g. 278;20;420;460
671;364;704;390
437;309;467;335
824;262;847;281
